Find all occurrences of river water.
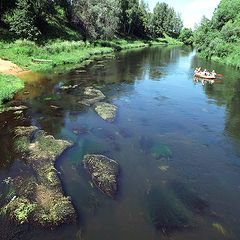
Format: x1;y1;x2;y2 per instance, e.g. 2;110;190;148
0;46;240;240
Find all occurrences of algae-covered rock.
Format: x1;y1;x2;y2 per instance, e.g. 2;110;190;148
83;154;119;198
80;87;105;106
94;102;118;122
0;126;76;228
33;184;75;226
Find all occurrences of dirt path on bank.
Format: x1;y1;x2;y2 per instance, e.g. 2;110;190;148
0;58;24;75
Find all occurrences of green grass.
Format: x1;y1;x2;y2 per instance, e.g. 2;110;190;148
0;40;114;72
0;74;24;105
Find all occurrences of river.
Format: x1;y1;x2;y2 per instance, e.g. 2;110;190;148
0;46;240;240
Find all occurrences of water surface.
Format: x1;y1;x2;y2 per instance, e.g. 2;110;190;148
0;46;240;240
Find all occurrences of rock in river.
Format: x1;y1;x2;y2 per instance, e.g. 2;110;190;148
0;126;76;228
94;102;118;122
83;154;119;198
80;87;105;106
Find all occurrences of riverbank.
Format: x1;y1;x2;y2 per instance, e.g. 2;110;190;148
0;37;182;106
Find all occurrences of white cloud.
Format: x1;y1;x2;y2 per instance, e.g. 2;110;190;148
183;0;221;28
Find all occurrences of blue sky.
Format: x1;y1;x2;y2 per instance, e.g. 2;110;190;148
147;0;221;28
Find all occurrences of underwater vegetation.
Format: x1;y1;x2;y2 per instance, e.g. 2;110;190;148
139;136;172;159
147;181;209;234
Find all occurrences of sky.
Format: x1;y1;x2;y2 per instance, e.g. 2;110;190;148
148;0;221;29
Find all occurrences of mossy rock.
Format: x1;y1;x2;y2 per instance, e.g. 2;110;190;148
10;126;76;227
80;87;105;106
83;154;119;198
151;142;172;159
94;102;118;122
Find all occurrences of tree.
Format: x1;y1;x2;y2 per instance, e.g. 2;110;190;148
133;0;151;37
72;0;121;40
179;28;194;45
4;0;40;40
151;2;183;38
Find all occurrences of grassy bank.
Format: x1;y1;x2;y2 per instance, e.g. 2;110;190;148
0;36;182;72
0;36;182;106
0;74;24;105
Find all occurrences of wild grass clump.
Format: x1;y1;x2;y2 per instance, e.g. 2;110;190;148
44;40;87;54
0;74;24;105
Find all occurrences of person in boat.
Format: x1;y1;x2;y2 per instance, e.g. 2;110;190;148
194;67;201;74
211;70;216;78
203;69;208;76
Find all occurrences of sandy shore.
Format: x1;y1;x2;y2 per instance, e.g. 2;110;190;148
0;58;24;75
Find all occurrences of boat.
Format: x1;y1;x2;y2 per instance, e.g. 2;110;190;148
194;72;216;79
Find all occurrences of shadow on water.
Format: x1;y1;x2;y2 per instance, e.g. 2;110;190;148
0;46;240;239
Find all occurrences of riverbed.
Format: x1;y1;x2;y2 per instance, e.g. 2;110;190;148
0;46;240;240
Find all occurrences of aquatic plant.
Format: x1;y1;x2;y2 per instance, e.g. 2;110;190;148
170;181;209;214
212;222;228;236
147;186;194;233
2;197;37;224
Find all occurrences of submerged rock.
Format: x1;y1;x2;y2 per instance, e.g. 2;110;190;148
83;154;119;198
150;142;172;159
60;84;78;90
94;102;118;122
80;87;105;106
0;126;76;228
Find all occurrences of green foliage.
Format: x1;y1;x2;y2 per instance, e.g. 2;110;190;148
0;0;183;41
193;0;240;68
4;0;40;40
0;74;24;105
151;2;183;38
72;0;121;40
179;28;194;45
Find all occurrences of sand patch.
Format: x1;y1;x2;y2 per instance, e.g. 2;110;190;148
0;58;24;75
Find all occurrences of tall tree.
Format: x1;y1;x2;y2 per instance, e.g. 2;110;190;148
72;0;121;40
151;2;183;38
119;0;139;35
133;0;151;37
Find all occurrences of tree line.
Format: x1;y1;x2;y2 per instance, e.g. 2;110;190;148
193;0;240;61
0;0;183;41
